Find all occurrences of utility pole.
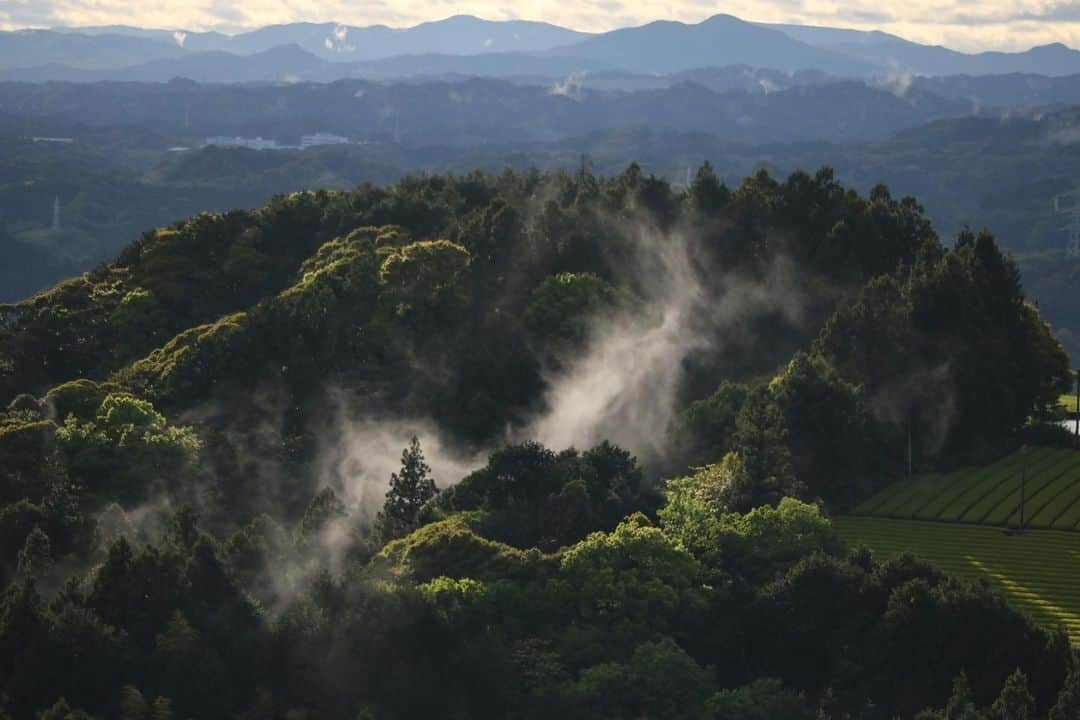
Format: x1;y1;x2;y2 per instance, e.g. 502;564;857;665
906;414;913;479
578;153;591;184
1018;445;1028;533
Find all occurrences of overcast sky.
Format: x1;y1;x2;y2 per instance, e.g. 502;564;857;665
2;0;1078;52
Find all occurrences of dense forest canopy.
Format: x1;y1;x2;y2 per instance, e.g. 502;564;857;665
0;165;1076;719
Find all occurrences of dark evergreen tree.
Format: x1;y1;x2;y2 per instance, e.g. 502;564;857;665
944;672;984;720
15;527;51;584
375;437;438;543
730;386;802;510
991;669;1035;720
1049;668;1080;720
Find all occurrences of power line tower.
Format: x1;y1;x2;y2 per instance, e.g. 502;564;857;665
1054;188;1080;258
578;153;592;184
51;196;61;232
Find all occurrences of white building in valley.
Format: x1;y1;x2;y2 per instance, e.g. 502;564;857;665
300;133;350;149
204;136;282;151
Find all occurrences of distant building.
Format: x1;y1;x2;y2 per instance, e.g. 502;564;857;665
204;136;282;151
300;133;350;149
32;137;74;144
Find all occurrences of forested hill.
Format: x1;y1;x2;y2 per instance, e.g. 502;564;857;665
0;166;1077;720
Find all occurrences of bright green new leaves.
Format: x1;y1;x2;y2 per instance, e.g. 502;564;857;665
56;393;200;504
379;239;470;325
112;229;472;407
376;516;548;583
559;513;705;633
660;466;842;584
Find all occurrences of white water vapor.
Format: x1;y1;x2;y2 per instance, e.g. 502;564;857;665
549;73;585;100
872;68;913;97
316;396;486;522
524;227;705;461
522;220;810;467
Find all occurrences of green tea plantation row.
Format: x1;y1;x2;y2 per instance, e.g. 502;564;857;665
854;447;1080;530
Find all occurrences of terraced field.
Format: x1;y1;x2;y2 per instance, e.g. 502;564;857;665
854;447;1080;530
836;517;1080;642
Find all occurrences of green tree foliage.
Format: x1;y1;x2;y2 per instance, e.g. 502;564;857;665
438;441;643;550
1049;668;1080;720
660;454;752;532
705;678;814;720
0;482;91;588
559;514;706;647
56;393;200;504
120;685;148;720
573;637;717;720
523;272;642;349
991;669;1035;720
945;673;986;720
768;352;872;508
659;485;841;584
15;526;51;584
0;417;58;505
685;161;732;215
917;672;987;720
110;288;169;360
378;239;471;326
730;387;802;510
165;505;200;552
297;488;348;544
816;230;1071;467
375;437;438;543
666;380;749;469
37;698;93;720
376;516;547;583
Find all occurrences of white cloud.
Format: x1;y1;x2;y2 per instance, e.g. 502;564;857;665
1;0;1078;52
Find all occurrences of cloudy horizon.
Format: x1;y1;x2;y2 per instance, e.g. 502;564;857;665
1;1;1078;54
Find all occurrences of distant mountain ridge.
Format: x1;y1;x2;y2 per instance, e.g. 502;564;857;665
762;22;1080;77
45;15;592;61
543;15;878;76
3;13;1080;82
0;44;343;83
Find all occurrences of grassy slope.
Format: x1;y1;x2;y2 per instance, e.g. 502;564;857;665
836;516;1080;642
